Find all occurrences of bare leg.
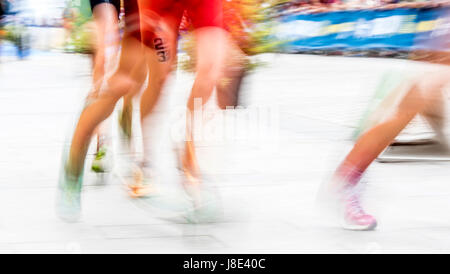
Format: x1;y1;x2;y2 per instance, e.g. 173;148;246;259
345;86;425;171
216;37;247;109
68;71;136;177
342;71;449;172
183;27;228;182
68;24;150;177
139;20;179;166
89;3;120;171
118;34;148;138
91;3;120;92
58;6;147;220
329;70;450;230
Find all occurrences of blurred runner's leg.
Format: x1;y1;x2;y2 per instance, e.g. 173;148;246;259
57;0;148;221
136;0;228;212
328;69;450;231
136;0;182;197
89;0;121;173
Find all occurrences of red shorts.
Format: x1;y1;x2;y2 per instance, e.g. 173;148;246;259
138;0;224;48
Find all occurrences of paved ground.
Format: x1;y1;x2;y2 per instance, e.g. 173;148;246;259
1;51;450;254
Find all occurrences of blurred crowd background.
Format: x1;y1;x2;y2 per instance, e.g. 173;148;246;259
1;0;450;60
271;0;450;16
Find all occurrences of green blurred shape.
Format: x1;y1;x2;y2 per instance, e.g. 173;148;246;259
353;71;406;140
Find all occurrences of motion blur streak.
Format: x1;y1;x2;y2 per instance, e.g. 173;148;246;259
0;0;450;253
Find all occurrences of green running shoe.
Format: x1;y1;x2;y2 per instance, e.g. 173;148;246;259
91;146;110;173
56;164;83;222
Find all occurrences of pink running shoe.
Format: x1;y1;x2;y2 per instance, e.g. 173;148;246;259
342;193;377;231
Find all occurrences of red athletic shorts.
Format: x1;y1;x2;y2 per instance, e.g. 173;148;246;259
138;0;224;48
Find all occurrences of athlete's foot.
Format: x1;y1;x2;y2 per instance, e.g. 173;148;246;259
341;189;377;231
174;147;221;223
181;167;203;208
182;175;221;224
318;167;377;231
175;145;202;206
126;164;157;198
91;146;111;173
56;165;83;222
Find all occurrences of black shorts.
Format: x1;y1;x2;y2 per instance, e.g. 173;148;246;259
124;0;141;41
89;0;121;15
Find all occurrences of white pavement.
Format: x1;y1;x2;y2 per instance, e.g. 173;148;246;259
1;52;450;253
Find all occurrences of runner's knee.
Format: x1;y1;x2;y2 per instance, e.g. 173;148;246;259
102;72;135;99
